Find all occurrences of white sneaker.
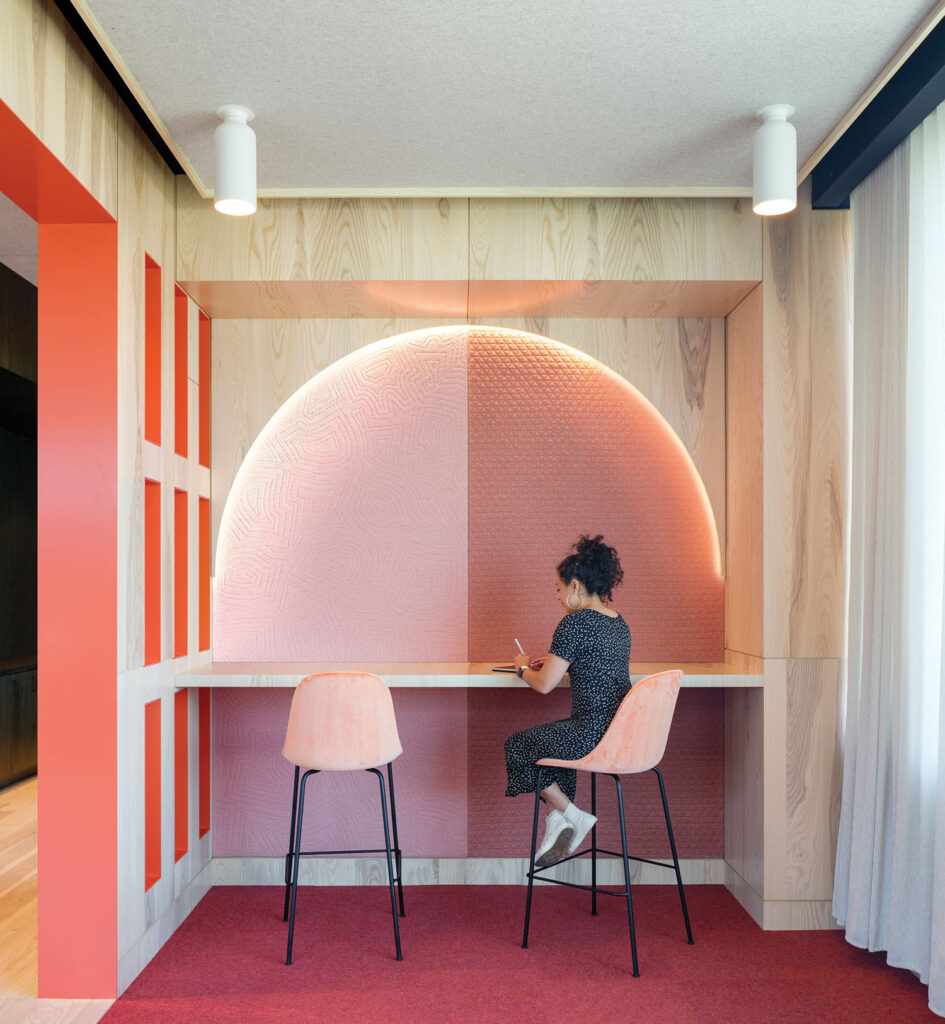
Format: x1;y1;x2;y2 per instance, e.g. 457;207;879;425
564;804;597;855
535;810;574;868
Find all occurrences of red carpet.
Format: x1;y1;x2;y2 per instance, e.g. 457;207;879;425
104;885;938;1023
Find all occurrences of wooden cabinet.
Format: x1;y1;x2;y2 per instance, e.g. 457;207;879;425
0;663;37;788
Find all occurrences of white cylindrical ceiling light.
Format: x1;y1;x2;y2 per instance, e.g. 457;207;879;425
753;104;797;216
214;105;256;216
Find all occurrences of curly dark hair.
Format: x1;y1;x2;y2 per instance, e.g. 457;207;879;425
556;534;624;602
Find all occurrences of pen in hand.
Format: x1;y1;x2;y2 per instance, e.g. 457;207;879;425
514;638;526;657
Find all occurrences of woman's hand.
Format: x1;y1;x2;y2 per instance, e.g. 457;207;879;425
515;652;569;694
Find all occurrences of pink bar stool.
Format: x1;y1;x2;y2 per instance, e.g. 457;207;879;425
281;672;405;963
522;669;694;976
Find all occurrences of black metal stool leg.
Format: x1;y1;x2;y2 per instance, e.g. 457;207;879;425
654;767;693;944
591;771;598;916
286;769;315;965
370;768;403;960
283;765;301;922
387;761;405;917
522;766;544;948
614;774;639;977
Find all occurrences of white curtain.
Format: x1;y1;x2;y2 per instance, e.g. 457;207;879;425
834;103;945;1016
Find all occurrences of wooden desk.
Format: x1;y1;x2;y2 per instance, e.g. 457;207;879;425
175;661;762;688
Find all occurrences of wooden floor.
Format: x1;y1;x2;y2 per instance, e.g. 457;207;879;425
0;778;112;1024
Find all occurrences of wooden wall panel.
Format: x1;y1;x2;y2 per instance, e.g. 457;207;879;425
762;182;851;659
469;198;761;283
724;687;764;895
176;184;469;283
0;0;118;216
725;286;763;657
784;657;843;900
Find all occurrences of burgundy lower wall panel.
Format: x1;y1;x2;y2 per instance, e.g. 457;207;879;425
466;688;724;858
212;687;469;858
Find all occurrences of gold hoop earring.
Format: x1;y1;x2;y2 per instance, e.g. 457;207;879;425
566;593;582;610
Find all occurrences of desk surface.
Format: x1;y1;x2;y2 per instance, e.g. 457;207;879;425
175;661;762;688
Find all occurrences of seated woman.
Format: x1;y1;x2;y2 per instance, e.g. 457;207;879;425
506;535;632;867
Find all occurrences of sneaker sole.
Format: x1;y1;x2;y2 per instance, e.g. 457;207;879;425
566;816;597;855
535;826;575;868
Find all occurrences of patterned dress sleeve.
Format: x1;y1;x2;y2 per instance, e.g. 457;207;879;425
549;614;583;665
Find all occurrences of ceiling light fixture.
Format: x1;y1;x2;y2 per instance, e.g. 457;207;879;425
214;105;256;216
753;104;797;216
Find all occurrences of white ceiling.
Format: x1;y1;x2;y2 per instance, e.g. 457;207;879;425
80;0;939;195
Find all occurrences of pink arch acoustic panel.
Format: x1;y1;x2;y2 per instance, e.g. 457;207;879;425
214;325;723;662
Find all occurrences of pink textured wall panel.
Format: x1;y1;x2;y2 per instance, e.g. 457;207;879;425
467;688;724;857
213;328;468;660
467;328;723;662
213;687;468;858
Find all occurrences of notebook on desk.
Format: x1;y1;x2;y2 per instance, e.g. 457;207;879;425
492;664;517;673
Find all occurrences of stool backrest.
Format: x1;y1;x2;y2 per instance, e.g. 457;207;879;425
282;672;403;771
577;669;683;774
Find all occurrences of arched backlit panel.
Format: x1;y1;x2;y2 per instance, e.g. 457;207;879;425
467;328;722;661
213;328;468;661
213;326;723;662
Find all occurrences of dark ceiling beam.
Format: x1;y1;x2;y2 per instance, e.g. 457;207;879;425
812;16;945;209
51;0;184;176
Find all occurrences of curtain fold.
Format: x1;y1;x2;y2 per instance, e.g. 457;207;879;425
834;103;945;1017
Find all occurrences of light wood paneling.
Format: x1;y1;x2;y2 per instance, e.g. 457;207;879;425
0;0;118;216
0;999;113;1024
176;184;469;283
177;280;469;319
763;182;851;659
478;318;726;560
177;278;755;320
725;285;764;657
723;687;764;896
469;197;761;283
212;855;725;886
784;658;842;900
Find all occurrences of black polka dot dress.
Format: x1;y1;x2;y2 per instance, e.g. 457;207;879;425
504;609;632;802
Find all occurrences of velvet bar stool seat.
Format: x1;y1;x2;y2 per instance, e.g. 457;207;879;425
282;672;405;963
522;669;694;977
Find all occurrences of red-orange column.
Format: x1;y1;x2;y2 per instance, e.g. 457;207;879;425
37;221;119;996
174;287;188;458
174;488;187;657
174;690;189;862
198;312;210;468
199;497;210;652
144;480;161;665
144;256;161;445
144;699;162;889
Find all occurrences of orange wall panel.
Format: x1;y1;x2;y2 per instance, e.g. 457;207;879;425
144;479;161;666
199;497;210;651
174;287;188;458
174;690;189;862
144;256;161;445
145;699;161;890
198;312;210;467
199;687;211;838
174;488;188;658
